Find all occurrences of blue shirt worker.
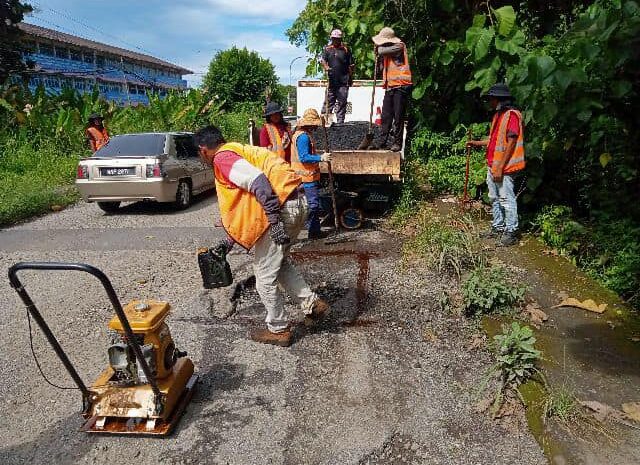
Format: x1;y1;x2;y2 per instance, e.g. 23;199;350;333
291;109;332;239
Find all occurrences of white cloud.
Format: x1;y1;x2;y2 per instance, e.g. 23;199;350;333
203;0;306;21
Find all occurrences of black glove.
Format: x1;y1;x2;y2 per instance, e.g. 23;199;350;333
270;221;290;245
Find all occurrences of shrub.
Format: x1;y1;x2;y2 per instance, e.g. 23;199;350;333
493;322;542;392
462;265;527;315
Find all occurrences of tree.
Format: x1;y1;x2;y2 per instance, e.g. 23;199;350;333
0;0;33;85
202;47;279;109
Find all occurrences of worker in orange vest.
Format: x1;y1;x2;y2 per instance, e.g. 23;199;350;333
369;27;412;152
291;108;332;239
85;113;110;153
194;125;330;347
467;83;526;247
259;102;292;162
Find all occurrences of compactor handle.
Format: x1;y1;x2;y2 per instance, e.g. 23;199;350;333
8;262;163;409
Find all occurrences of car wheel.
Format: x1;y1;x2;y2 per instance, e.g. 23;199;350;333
97;201;121;213
175;180;192;210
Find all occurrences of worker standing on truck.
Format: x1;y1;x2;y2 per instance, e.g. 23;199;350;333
466;83;526;247
291;108;332;239
194;125;330;347
321;29;355;124
260;102;292;162
86;113;109;152
369;27;412;152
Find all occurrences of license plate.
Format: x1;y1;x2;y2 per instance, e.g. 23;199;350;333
100;167;135;176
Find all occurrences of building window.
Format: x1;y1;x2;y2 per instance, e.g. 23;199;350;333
44;76;60;88
96;55;105;68
83;52;94;64
54;47;68;59
128;84;137;95
29;76;42;86
60;77;73;89
109;84;121;93
70;49;82;61
39;43;54;56
74;79;85;91
99;83;108;94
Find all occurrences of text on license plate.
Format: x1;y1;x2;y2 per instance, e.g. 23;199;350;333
101;167;135;176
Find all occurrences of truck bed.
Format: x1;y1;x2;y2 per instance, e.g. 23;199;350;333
318;150;401;181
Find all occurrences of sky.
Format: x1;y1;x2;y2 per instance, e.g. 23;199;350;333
23;0;313;87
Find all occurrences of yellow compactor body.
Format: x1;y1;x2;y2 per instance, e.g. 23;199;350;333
81;300;197;435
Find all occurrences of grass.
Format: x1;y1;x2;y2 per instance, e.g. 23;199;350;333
544;384;579;423
0;142;80;225
461;264;528;316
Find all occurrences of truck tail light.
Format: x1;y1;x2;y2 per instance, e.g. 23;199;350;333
76;164;89;179
146;162;164;178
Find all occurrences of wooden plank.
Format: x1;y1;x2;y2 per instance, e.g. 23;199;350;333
319;150;401;178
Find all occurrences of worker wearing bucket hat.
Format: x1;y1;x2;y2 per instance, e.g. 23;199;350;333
86;113;109;152
259;102;292;162
369;27;412;152
466;83;526;247
320;28;355;124
291;109;332;239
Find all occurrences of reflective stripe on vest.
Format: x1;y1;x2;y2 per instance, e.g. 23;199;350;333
264;123;286;159
490;109;526;176
213;142;301;250
290;130;321;183
87;127;109;152
383;42;413;88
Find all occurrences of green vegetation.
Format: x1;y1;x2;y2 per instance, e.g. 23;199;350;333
462;265;527;316
534;206;640;308
544;384;579;423
402;206;484;279
487;322;543;411
0;1;33;84
203;47;281;109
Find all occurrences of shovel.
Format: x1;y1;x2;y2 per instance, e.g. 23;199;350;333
320;116;340;232
357;50;379;150
463;128;472;203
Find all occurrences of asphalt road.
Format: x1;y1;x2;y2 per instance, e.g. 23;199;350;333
0;194;546;465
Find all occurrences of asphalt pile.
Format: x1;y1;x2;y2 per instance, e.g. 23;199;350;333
312;122;381;151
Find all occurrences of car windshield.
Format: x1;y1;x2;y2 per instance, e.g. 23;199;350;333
95;134;166;157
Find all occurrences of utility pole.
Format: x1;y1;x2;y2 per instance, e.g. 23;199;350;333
289;56;305;114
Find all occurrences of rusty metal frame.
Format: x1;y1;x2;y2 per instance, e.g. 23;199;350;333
8;262;163;415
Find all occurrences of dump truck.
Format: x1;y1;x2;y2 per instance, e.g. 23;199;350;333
250;79;405;229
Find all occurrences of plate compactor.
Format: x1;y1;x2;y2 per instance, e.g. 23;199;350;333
8;262;198;436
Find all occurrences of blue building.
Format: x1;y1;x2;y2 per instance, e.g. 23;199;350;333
15;23;192;105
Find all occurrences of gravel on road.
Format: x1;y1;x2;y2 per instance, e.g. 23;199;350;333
0;199;546;465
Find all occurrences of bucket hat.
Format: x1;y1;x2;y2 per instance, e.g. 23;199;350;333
372;27;401;46
484;83;513;98
298;108;322;127
264;101;284;117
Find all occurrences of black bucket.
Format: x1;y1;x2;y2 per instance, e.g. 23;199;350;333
197;245;233;289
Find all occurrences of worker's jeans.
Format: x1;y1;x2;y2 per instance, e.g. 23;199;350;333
253;195;318;333
303;181;321;235
377;85;411;148
486;168;519;233
324;86;349;123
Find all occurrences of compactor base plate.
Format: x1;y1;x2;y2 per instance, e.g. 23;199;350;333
80;374;197;436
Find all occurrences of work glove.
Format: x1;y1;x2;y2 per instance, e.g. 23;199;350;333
270;221;290;245
321;152;332;163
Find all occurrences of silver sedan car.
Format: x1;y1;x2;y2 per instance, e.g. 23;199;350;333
76;132;214;213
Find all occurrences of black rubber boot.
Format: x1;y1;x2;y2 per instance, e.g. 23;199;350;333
497;231;519;247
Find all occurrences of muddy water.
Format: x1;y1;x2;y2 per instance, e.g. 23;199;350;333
485;236;640;465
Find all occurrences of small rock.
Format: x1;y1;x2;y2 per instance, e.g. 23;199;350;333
50;204;64;212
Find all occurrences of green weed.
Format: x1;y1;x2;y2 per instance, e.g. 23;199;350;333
544;384;578;423
462;265;527;316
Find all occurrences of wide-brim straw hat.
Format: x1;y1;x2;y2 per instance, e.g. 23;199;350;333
372;27;401;45
298;108;322;127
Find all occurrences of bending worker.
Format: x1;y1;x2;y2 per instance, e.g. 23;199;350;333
466;83;526;247
194;125;329;347
86;113;109;152
291;109;332;239
259;102;292;162
369;27;412;152
321;28;355;124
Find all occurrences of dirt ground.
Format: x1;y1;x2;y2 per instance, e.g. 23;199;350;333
0;194;548;464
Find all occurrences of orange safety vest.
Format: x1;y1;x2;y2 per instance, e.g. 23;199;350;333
264;123;289;160
290;130;321;183
490;109;526;176
383;42;412;88
213;142;301;250
86;127;110;152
